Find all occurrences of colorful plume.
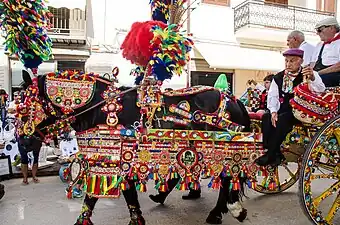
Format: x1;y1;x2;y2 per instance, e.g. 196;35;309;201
149;24;193;81
150;0;188;25
0;0;53;72
150;0;171;24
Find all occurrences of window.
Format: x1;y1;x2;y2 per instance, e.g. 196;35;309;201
48;7;70;34
317;0;335;13
202;0;230;6
57;61;85;71
191;71;233;93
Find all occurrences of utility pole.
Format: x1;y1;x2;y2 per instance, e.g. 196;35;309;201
186;0;191;87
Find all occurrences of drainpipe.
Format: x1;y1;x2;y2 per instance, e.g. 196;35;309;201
186;0;191;88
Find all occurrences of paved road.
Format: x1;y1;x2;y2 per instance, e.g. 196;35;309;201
0;176;333;225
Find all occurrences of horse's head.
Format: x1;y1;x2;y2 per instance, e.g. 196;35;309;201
17;69;142;150
16;70;58;150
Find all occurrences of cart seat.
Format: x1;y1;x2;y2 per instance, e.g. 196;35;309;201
248;111;265;120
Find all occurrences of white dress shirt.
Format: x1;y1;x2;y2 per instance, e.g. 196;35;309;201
267;71;326;113
312;33;340;66
299;41;315;66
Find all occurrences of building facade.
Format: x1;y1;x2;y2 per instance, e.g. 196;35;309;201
3;0;92;98
189;0;336;97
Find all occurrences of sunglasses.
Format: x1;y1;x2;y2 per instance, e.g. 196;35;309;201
316;26;330;33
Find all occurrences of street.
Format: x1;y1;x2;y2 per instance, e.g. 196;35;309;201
0;176;321;225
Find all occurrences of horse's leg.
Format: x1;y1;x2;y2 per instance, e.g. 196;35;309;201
226;178;247;222
122;179;145;225
182;186;201;200
206;178;229;224
149;177;180;204
74;194;98;225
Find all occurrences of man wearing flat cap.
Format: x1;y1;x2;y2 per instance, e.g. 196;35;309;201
312;17;340;87
256;49;325;166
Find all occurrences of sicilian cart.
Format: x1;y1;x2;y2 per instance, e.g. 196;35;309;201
1;0;340;224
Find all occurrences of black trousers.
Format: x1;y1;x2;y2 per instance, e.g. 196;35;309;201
320;72;340;87
262;111;299;156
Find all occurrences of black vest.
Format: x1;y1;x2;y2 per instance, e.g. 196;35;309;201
313;44;330;72
273;70;303;114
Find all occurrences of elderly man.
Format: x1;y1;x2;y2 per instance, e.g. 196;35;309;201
256;49;326;166
312;17;340;87
287;30;315;66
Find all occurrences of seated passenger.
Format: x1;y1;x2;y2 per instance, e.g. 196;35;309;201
256;49;326;167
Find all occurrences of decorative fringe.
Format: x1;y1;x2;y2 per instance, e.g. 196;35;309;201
136;182;147;193
66;187;73;199
247;180;256;189
230;178;241;191
208;177;221;190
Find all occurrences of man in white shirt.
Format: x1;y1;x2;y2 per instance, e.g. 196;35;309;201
287;30;315;66
255;48;326;167
312;17;340;87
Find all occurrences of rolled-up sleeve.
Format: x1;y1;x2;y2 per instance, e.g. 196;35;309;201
309;71;326;93
267;80;280;113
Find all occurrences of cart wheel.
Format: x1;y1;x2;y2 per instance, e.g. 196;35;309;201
253;154;301;194
299;115;340;225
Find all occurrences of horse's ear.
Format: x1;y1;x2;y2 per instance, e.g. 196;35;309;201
22;70;32;87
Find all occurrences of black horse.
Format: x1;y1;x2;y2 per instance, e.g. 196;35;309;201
19;70;250;224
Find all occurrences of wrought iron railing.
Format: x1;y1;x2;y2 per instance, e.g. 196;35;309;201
47;7;86;38
234;0;335;33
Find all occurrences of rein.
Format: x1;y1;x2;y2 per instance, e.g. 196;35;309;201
36;84;140;139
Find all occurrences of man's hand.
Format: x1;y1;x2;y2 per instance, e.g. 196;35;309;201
302;66;315;81
271;112;278;127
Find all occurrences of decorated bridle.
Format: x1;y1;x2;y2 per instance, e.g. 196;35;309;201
17;67;139;142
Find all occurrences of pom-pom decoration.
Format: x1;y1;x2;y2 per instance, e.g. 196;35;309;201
150;0;171;24
149;24;193;81
121;21;167;67
150;0;188;25
0;0;53;73
130;66;145;85
214;74;230;93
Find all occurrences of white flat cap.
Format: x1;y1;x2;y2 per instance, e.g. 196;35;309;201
315;17;339;29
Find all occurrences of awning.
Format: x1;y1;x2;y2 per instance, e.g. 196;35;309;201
194;43;285;72
47;0;86;10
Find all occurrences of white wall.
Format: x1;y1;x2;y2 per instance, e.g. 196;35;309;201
190;3;237;43
289;0;308;8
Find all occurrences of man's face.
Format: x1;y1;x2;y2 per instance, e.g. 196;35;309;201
316;25;336;42
285;55;302;73
264;80;271;90
286;36;299;48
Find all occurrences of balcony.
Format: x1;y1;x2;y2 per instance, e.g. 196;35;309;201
234;0;335;46
47;7;87;45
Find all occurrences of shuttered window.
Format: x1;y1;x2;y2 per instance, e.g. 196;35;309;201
317;0;335;13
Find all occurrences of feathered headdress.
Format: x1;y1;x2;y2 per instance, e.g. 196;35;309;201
0;0;53;74
122;0;193;84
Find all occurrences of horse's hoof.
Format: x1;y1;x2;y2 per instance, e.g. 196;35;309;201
129;208;145;225
128;215;145;225
149;194;165;204
235;208;247;222
0;184;5;200
0;189;4;200
206;212;222;224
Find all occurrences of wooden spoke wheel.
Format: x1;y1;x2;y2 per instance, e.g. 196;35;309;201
253;150;302;194
299;115;340;225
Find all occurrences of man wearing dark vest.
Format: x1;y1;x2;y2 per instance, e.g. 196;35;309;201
256;49;326;166
312;17;340;87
